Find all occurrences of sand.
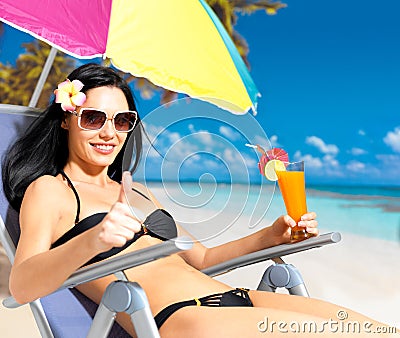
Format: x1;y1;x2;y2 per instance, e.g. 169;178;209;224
214;231;400;328
0;245;41;337
1;223;399;336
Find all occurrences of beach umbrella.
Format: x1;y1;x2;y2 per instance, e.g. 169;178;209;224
0;0;260;114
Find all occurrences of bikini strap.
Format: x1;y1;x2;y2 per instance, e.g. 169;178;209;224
131;186;151;201
59;170;80;224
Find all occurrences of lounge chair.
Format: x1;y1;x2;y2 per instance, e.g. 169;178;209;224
0;104;341;338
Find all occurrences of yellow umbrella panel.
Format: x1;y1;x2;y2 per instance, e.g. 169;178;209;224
106;0;260;114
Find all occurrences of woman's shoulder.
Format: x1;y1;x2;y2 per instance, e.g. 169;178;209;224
20;174;76;227
25;174;71;200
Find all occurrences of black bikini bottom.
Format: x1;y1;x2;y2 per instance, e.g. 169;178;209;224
154;288;253;329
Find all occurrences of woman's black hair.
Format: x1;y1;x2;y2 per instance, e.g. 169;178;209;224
2;63;143;211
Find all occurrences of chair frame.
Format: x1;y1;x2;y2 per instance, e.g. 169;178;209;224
1;212;340;338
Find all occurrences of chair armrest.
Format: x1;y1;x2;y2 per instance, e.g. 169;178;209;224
202;232;341;277
63;236;193;288
3;236;193;309
4;233;340;308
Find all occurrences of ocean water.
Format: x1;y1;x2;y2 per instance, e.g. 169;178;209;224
306;186;400;242
147;182;400;242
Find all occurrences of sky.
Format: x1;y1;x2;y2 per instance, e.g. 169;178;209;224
1;0;399;187
234;0;400;187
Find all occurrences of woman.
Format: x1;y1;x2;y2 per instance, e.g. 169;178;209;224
2;64;391;337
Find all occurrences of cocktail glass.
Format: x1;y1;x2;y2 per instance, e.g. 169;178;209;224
275;161;310;241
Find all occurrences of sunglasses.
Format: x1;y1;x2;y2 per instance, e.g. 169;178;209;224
70;108;138;133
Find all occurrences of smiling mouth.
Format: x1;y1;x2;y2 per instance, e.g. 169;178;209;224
91;144;115;152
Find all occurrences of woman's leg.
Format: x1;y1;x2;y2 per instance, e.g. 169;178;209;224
78;279;395;337
158;305;388;337
159;306;311;337
158;292;396;338
248;290;395;336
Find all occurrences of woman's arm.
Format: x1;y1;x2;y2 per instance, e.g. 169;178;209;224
10;176;93;303
138;179;318;271
181;213;318;270
10;175;141;304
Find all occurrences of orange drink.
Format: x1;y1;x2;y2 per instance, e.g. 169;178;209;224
275;161;309;241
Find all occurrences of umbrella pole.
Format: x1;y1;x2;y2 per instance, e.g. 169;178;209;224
28;46;58;108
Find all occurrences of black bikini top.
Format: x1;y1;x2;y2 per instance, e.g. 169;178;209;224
51;171;178;265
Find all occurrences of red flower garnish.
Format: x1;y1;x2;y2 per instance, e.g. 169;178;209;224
257;146;289;175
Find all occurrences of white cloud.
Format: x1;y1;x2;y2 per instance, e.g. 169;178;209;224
376;154;400;165
222;148;251;166
219;125;240;141
194;131;213;146
168;131;181;143
142;123;201;160
221;150;256;181
305;136;339;155
383;127;400;153
164;139;198;161
349;147;367;156
358;129;366;136
143;122;164;138
144;123;255;177
346;160;366;172
223;148;236;163
203;159;220;169
269;135;280;147
185;124;214;146
242;154;257;168
293;151;323;169
293;151;345;178
323;154;339;167
254;134;272;147
375;154;400;178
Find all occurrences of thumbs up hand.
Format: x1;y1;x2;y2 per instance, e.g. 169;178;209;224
94;172;142;252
